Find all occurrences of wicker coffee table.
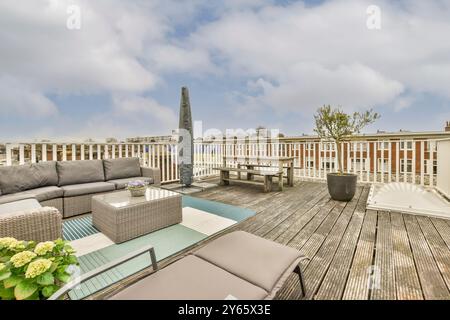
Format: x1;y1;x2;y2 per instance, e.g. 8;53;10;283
92;187;182;243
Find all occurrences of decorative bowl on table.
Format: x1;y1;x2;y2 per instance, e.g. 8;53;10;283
126;180;148;197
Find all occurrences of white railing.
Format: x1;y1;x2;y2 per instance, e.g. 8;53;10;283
193;139;439;186
0;139;439;186
0;142;180;184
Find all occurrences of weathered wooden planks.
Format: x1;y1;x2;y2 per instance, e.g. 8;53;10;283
390;212;423;300
403;214;450;299
371;211;396;300
315;189;368;299
416;216;450;297
92;180;450;301
342;209;377;300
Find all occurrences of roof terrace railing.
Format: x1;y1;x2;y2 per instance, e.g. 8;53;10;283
0;142;180;184
195;139;438;186
0;139;439;186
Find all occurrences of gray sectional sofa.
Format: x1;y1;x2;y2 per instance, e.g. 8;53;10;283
0;158;160;241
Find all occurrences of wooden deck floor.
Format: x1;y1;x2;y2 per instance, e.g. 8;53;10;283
97;180;450;300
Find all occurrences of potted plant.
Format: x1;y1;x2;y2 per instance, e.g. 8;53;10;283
314;105;380;201
0;237;78;300
126;180;148;197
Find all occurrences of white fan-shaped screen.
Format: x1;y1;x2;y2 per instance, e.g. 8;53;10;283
367;182;450;218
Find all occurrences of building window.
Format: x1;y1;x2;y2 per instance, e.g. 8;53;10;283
377;141;389;149
425;160;437;175
400;159;413;173
351;158;368;171
400;141;413;150
320;143;335;151
321;158;335;170
377;158;389;172
350;143;368;151
306;160;315;169
425;141;437;152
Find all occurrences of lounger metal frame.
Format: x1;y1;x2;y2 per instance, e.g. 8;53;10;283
49;245;157;300
49;244;308;300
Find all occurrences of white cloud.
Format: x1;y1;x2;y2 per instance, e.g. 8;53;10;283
0;77;58;116
112;95;177;128
0;1;160;94
0;0;213;140
239;63;404;115
1;0;450;138
64;96;178;141
189;0;450;113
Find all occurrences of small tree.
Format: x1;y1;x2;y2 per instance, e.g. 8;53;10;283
314;105;380;175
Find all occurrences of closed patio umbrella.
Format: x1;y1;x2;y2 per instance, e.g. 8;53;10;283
178;86;193;186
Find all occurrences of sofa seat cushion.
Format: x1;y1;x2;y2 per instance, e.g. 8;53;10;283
109;255;268;300
194;231;303;293
62;182;115;197
0;161;58;195
19;186;64;202
57;160;105;186
0;193;37;205
103;158;142;181
0;199;42;216
107;177;154;189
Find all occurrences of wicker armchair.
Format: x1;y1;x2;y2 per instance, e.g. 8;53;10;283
0;207;62;242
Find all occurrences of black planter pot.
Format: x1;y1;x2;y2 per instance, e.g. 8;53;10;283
326;173;357;202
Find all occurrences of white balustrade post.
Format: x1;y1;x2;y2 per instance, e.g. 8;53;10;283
53;144;57;161
19;144;25;165
31;144;36;163
42;144;47;162
6;144;12;166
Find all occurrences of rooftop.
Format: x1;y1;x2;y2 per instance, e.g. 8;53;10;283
1;137;449;301
93;179;450;300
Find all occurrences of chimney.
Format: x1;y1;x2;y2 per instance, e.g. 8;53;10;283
446;121;450;132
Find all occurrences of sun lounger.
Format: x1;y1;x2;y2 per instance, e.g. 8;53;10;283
49;231;306;300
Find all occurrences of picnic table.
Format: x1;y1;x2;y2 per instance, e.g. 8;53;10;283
223;156;294;187
213;166;284;192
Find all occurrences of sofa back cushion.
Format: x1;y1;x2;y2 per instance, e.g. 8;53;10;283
103;157;142;181
57;160;105;186
0;162;59;195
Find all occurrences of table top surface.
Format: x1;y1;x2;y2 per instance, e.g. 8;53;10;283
92;187;180;208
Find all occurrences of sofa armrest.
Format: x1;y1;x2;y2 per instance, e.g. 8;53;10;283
141;166;161;186
0;207;62;242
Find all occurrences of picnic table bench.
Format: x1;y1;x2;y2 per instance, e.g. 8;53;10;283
213;167;284;192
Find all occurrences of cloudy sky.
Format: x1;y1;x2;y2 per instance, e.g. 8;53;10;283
1;0;449;141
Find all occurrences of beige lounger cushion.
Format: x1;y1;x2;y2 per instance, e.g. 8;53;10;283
62;182;115;197
107;177;154;189
194;231;302;293
109;255;268;300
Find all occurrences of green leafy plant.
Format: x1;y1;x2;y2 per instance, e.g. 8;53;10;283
314;105;380;175
0;237;78;300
